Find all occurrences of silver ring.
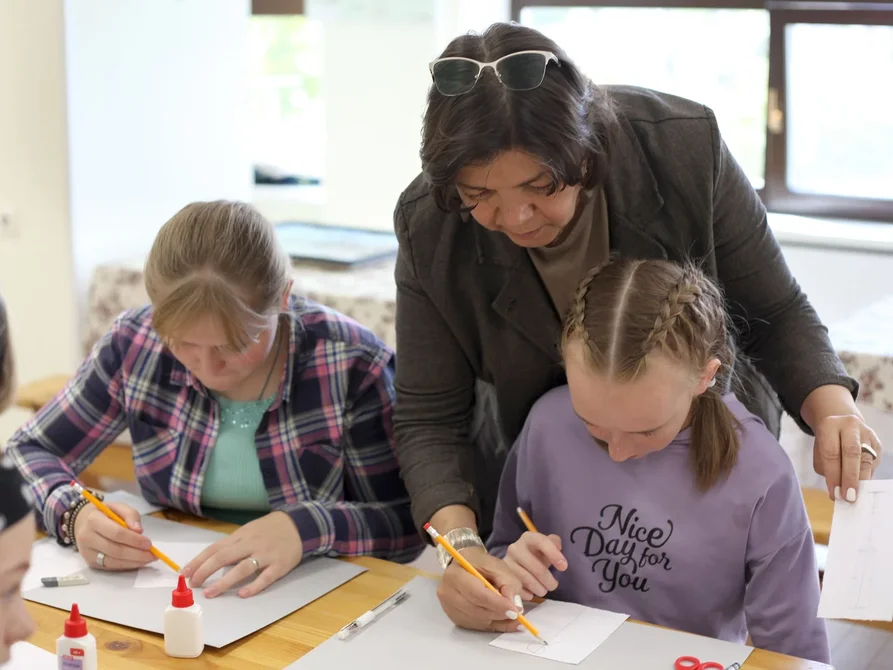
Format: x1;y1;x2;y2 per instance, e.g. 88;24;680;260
861;443;878;460
96;551;105;568
247;557;260;573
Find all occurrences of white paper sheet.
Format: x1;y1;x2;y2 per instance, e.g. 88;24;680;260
133;540;221;588
818;479;893;621
22;539;88;592
103;489;163;516
490;600;629;665
6;641;56;669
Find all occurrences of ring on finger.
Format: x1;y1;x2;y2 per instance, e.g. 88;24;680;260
247;557;261;573
861;442;878;460
96;551;106;568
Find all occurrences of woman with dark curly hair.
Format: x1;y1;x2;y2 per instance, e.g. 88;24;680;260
392;22;880;632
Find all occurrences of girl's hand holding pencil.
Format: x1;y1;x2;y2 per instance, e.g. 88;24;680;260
505;532;567;598
507;507;568;599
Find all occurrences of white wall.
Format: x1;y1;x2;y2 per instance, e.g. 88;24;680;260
253;0;510;229
0;0;77;440
0;0;253;441
65;0;253;319
782;244;893;326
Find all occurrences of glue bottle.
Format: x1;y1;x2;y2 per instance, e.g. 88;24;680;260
56;603;98;670
164;574;204;658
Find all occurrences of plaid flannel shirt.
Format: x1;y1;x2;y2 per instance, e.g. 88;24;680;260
6;298;423;563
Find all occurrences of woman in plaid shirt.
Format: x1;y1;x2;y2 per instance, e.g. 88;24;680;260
5;201;422;599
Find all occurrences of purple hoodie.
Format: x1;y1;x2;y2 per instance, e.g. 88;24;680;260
488;386;830;664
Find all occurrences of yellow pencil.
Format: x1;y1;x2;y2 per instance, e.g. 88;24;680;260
424;523;547;645
71;481;181;573
516;507;538;534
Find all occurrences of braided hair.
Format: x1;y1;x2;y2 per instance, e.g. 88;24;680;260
561;257;739;490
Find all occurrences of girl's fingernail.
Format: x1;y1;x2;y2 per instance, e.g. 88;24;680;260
834;486;841;500
513;595;524;611
846;488;857;502
505;610;518;620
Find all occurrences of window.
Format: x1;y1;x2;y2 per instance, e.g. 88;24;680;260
248;14;325;186
514;2;893;222
520;5;769;188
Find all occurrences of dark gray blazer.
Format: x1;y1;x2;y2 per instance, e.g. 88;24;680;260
393;85;856;537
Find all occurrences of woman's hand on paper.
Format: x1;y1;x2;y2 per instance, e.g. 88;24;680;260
183;510;303;599
437;546;524;633
74;502;155;570
504;532;567;598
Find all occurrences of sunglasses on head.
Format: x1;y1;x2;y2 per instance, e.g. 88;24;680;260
429;50;559;97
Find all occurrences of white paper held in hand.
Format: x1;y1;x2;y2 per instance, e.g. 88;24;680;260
818;479;893;621
490;599;629;665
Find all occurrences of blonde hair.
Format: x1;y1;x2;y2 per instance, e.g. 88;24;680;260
145;201;290;349
0;295;14;412
561;257;739;490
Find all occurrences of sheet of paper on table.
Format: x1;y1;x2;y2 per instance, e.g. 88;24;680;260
22;538;88;592
132;541;221;588
818;479;893;621
22;515;368;648
6;642;56;669
490;600;629;665
286;576;752;670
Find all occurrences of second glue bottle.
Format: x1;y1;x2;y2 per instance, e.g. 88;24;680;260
164;575;204;658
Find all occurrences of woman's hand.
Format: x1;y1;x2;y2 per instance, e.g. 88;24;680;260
74;503;155;571
800;384;881;502
183;511;302;599
804;385;882;502
504;532;567;598
436;546;524;633
813;413;882;502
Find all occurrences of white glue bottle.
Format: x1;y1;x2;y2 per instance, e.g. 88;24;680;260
56;603;98;670
164;574;204;658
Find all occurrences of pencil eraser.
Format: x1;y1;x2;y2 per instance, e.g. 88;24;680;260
423;523;431;531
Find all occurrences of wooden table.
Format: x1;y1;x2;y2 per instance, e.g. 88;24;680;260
23;511;833;670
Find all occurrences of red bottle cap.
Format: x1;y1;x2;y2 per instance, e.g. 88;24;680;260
64;603;88;638
171;575;194;608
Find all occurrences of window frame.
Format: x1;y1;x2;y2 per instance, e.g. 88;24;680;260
251;0;304;14
511;1;893;222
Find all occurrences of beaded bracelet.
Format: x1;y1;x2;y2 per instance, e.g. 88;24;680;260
58;490;104;548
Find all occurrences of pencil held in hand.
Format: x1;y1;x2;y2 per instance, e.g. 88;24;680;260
70;481;181;573
516;507;538;533
423;523;547;645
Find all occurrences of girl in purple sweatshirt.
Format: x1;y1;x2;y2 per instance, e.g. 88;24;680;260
487;257;830;664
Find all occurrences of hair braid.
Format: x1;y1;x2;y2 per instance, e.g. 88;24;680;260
642;266;703;355
566;256;617;350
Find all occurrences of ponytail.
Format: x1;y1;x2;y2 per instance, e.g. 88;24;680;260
690;389;740;491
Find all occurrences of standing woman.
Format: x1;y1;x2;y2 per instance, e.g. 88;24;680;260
392;23;881;630
0;294;38;664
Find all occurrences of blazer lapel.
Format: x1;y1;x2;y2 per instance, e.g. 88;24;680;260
604;115;671;259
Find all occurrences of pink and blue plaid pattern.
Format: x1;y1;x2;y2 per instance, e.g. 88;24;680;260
6;298;423;563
